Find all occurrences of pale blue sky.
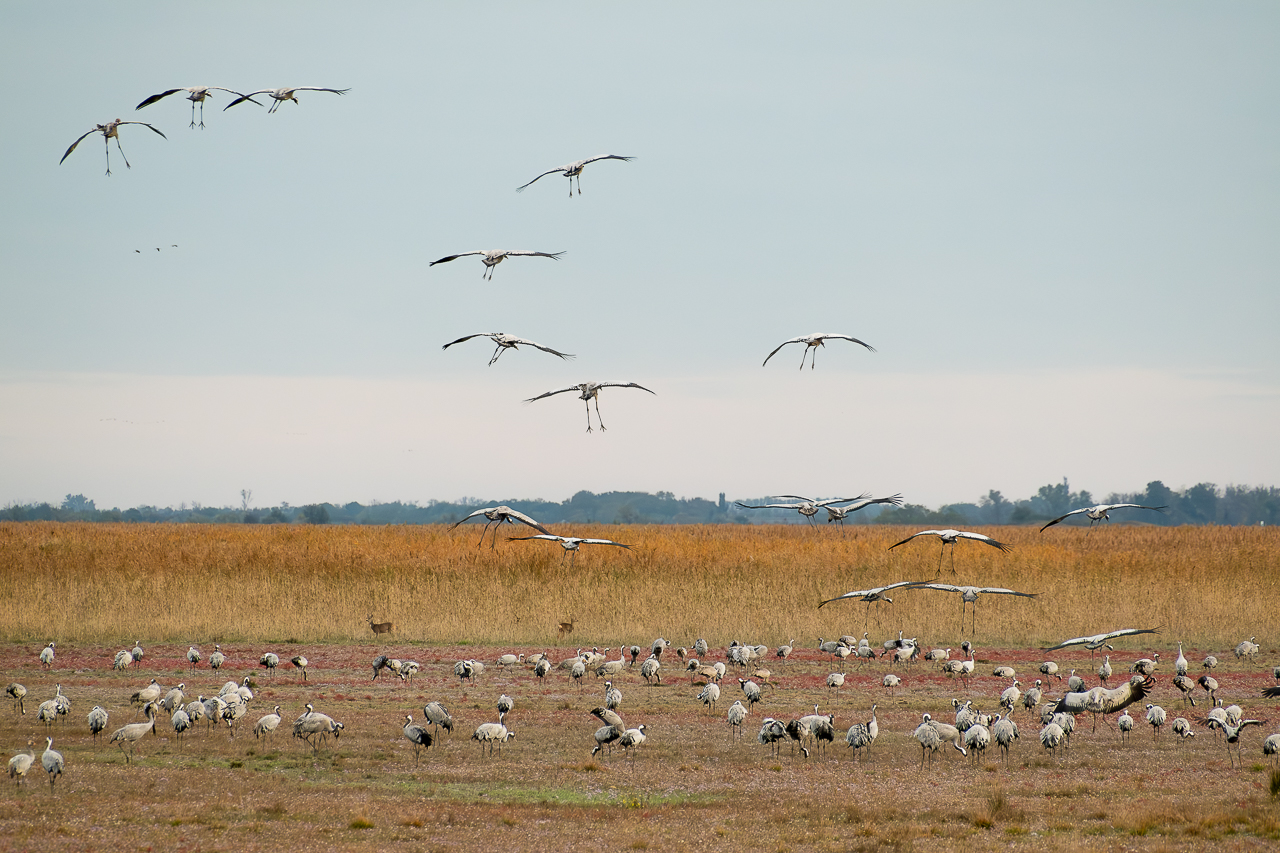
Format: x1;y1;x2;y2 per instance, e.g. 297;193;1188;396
2;3;1277;509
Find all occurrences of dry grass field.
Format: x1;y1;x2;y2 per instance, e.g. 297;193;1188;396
2;521;1280;852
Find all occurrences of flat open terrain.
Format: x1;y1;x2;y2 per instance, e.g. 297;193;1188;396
2;522;1280;851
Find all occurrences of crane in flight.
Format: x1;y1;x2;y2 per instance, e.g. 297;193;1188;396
451;506;551;549
888;529;1010;575
905;583;1039;634
1040;503;1167;532
135;86;260;128
224;86;350;113
818;580;926;629
1042;627;1161;661
824;494;905;531
735;496;855;527
430;250;564;280
516;155;635;197
443;332;574;366
507;534;630;565
524;382;654;433
763;333;875;370
60;119;166;176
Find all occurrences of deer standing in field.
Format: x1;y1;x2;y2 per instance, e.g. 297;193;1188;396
368;615;394;636
557;618;576;639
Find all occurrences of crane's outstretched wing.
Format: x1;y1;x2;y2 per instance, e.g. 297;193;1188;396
1038;507;1092;531
582;154;636;166
524;385;584;403
954;531;1010;551
120;122;168;139
60;128;99;164
762;337;806;366
817;333;876;352
503;250;565;260
1042;627;1160;652
506;534;566;544
223;90;273;110
735;502;803;510
887;530;939;550
289;87;350;95
819;580;923;608
595;381;655;394
504;337;574;360
501;508;551;535
578;538;630;549
516;167;569;192
135;89;186;109
430;251;485;266
450;507;498;529
442;333;502;350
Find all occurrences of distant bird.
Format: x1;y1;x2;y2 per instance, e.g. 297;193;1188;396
823;494;905;531
171;708;192;741
697;682;720;713
762;333;876;370
727;701;747;740
1040;661;1062;680
1039;722;1065;758
1042;627;1161;660
423;702;455;736
131;641;144;665
888;530;1010;575
160;683;186;713
1117;710;1134;743
516;155;635;196
223;86;350;113
993;713;1020;764
882;673;901;694
60;120;166;176
826;672;845;702
739;679;762;712
640;657;661;684
8;741;35;787
524;381;655;432
589;707;626;756
1236;637;1261;662
845;704;879;761
7;683;27;715
1040;503;1167;532
87;706;108;740
1197;674;1221;706
39;642;55;669
736;496;856;528
109;713;156;763
430;249;564;280
292;706;344;752
1145;703;1167;738
508;534;631;565
41;738;63;790
1175;643;1189;677
1171;717;1195;741
254;706;283;740
1000;680;1022;714
1066;669;1086;694
618;724;647;760
497;694;515;722
291;655;309;681
132;679;162;706
906;583;1038;634
915;713;965;767
452;505;551;548
259;652;279;675
402;714;434;765
135;86;258;127
209;645;225;671
113;649;132;670
1264;733;1280;764
443;332;574;366
1203;655;1218;672
1172;674;1198;706
186;647;201;669
1131;654;1160;677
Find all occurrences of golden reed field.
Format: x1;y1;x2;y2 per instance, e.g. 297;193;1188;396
3;521;1280;853
0;521;1277;646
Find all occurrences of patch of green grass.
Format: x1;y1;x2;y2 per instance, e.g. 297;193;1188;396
1270;768;1280;798
349;816;374;829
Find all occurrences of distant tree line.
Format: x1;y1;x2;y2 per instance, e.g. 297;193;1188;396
3;480;1278;526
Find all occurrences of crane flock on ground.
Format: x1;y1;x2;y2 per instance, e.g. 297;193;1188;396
7;631;1276;790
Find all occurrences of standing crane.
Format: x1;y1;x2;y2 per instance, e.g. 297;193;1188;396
60;120;166;175
402;714;434;765
452;505;551;548
223;86;349;113
888;529;1010;575
135;86;259;127
41;738;64;790
524;381;655;432
762;333;876;370
516;155;635;197
905;583;1039;634
39;643;55;669
1040;503;1166;532
442;332;574;366
430;249;564;280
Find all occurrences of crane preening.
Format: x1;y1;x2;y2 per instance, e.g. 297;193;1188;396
888;529;1011;575
442;332;574;366
524;382;655;433
135;86;260;128
60;119;167;176
224;87;350;113
430;250;564;280
763;333;876;370
1040;503;1167;532
516;155;635;197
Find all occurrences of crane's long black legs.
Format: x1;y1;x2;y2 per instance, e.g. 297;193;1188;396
595;396;606;431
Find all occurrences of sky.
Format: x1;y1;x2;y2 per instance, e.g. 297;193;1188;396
2;3;1278;511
